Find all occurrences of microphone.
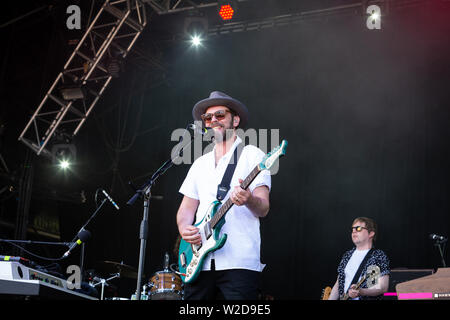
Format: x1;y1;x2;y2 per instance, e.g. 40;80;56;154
102;189;120;210
63;229;91;257
430;234;447;241
188;123;208;136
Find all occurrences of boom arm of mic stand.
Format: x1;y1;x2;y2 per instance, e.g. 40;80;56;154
67;198;108;245
434;240;447;268
127;129;197;300
60;195;108;283
126;154;177;205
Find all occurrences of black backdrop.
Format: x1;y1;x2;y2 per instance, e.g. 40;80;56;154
0;1;449;300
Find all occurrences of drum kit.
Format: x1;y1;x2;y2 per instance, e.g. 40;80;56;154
92;253;183;300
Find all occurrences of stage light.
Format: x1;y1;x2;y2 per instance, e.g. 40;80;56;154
184;15;208;44
51;143;76;170
60;86;86;101
59;160;70;169
366;4;381;30
218;3;235;21
370;11;380;21
191;35;202;47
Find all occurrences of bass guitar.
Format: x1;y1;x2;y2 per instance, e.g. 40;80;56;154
321;286;332;300
340;264;380;300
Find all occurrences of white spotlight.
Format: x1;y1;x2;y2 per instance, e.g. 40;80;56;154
371;12;380;21
191;35;202;47
59;160;70;169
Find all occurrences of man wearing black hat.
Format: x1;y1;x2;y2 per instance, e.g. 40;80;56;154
176;91;271;300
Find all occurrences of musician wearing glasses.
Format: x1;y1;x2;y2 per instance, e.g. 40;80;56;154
328;217;390;300
176;91;271;300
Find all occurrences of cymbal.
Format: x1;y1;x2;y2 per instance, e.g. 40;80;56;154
96;261;142;279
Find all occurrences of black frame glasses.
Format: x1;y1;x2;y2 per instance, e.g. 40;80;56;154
351;226;368;232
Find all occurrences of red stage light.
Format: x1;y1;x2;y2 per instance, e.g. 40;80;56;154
219;4;234;20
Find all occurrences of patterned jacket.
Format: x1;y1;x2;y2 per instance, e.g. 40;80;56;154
337;247;390;300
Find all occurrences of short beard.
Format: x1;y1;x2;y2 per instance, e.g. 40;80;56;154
213;117;235;143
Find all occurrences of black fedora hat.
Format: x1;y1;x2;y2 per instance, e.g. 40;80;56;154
192;91;249;128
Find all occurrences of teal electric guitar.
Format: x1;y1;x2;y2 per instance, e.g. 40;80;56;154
178;140;288;284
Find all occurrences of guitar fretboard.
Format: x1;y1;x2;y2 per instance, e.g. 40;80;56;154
210;165;261;228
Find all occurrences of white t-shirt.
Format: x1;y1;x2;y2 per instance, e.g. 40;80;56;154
179;136;271;272
344;248;370;299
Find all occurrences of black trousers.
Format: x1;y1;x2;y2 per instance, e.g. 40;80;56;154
183;267;261;300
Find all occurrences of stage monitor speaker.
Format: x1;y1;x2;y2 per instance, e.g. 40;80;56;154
384;268;434;299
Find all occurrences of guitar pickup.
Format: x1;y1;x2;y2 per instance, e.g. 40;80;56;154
180;252;186;268
193;243;202;253
204;222;212;240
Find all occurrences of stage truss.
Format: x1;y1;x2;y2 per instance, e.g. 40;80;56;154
18;0;432;157
18;0;148;158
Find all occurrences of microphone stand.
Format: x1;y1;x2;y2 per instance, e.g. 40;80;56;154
0;239;73;262
433;238;447;268
92;272;120;300
1;192;111;276
127;127;200;300
63;194;108;277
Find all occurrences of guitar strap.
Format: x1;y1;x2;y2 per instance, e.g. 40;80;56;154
349;247;374;289
216;144;243;202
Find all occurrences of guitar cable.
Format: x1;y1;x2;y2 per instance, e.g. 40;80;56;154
170;263;186;277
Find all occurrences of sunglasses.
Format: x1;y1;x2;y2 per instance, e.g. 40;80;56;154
351;226;368;232
200;109;231;123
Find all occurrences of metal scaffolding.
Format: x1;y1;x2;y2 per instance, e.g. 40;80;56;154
18;0;147;158
143;0;249;15
18;0;432;158
142;0;431;38
206;0;429;36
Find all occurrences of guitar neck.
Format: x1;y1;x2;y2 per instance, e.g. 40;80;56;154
354;275;367;290
341;274;368;300
210;165;261;228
